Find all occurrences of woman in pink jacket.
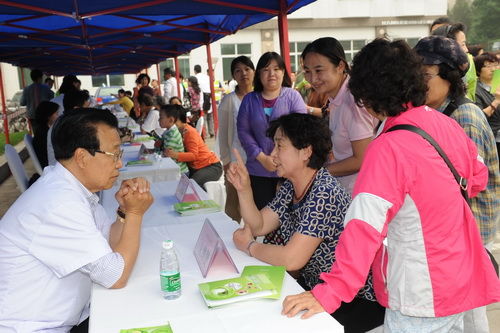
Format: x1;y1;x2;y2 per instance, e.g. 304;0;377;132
282;39;500;331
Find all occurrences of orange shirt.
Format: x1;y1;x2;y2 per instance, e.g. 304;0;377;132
177;124;219;170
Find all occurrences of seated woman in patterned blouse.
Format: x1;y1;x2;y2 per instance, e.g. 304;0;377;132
228;113;384;332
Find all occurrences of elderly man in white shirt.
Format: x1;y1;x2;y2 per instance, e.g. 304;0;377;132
163;67;177;103
0;108;153;332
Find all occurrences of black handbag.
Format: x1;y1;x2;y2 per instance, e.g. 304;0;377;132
386;124;499;277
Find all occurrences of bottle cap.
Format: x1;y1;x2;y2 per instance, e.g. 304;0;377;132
162;240;174;249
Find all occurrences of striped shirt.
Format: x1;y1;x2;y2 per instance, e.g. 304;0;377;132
439;99;500;244
162;124;189;173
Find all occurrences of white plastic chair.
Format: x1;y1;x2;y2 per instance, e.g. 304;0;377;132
195;116;204;136
4;144;29;192
24;134;43;174
204;171;226;209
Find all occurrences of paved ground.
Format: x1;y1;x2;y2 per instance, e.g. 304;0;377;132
0;143;499;331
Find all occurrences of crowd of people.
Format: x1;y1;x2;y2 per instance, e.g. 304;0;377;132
1;16;499;333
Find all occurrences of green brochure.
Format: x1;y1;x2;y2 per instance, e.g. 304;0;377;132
491;69;500;94
241;265;286;298
174;200;221;216
126;159;153;167
198;273;278;308
120;322;173;333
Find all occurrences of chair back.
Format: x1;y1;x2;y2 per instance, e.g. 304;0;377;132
5;144;29;192
24;134;43;174
204;172;226;209
195;117;204;136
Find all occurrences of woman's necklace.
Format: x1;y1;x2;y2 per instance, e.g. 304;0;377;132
293;170;318;203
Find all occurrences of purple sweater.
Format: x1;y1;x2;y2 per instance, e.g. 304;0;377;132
237;87;306;177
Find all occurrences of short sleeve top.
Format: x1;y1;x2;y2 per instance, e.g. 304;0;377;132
265;168;349;289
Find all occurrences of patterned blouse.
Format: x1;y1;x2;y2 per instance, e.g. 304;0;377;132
265;167;376;301
189;87;201;111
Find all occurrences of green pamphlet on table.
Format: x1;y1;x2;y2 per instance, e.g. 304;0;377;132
198;265;286;308
120;322;173;333
174;200;221;216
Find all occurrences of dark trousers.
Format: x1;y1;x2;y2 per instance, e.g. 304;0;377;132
70;318;88;333
249;175;280;210
190;162;222;190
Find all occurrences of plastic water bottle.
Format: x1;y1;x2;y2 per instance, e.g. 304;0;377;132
160;240;181;300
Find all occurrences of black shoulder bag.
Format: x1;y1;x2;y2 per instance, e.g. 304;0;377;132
386;124;499;277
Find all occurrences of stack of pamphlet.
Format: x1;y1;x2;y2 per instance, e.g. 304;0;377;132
198;265;286;308
174;200;221;216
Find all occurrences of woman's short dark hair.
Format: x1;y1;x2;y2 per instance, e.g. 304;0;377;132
169;96;182;104
301;37;349;71
253;52;292;92
58;74;79;95
63;89;90;111
138;93;154;107
35;101;59;125
231;56;255;76
52;108;118;161
266;113;332;170
135;73;151;85
474;52;498;77
348;38;427;117
437;63;466;102
188;76;201;94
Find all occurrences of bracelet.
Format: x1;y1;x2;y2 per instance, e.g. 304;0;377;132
247;240;256;257
117;207;126;224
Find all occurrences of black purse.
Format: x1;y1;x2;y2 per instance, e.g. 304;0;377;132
386;124;499;277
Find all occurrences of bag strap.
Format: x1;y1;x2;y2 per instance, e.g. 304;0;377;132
386;124;469;201
442;96;473;117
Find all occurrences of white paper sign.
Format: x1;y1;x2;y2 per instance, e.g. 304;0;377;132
175;173;200;202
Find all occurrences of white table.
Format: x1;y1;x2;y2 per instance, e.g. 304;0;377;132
90;181;342;333
117;144;181;184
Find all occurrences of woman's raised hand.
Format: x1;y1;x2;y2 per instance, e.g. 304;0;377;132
227;149;251;192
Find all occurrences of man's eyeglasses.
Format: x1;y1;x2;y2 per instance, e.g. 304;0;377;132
94;149;124;162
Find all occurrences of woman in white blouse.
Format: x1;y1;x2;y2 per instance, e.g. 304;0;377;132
218;56;255;222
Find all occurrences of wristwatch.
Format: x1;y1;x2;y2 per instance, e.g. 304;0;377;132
308;107;314;114
117;207;126;223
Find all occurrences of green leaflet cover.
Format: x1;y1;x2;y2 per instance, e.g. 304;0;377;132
120;322;173;333
198;274;277;308
173;200;221;216
126;159;153;167
491;69;500;94
241;265;286;299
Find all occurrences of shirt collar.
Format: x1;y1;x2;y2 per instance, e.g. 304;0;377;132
53;162;100;205
478;80;490;91
436;97;452;113
328;75;349;107
374;118;388;138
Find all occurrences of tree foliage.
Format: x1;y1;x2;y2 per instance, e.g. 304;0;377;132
468;0;500;47
448;0;472;33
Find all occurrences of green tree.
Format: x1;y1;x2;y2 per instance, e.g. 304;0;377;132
448;0;472;33
469;0;500;47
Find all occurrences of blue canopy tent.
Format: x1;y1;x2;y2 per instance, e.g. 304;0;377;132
0;0;316;142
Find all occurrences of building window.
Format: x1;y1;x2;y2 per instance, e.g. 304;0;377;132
91;74;124;87
159;55;190;80
340;39;368;63
221;43;251;81
289;41;309;73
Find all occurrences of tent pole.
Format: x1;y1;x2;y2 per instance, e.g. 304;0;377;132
174;57;181;98
20;67;26;88
0;64;10;144
278;0;291;75
205;43;218;134
156;63;161;92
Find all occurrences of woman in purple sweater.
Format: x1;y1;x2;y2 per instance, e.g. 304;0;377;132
237;52;307;209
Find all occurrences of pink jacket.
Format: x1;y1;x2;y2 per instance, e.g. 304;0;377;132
312;105;500;317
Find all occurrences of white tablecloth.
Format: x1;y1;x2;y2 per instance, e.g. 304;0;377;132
91;181;342;333
117;144;181;184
